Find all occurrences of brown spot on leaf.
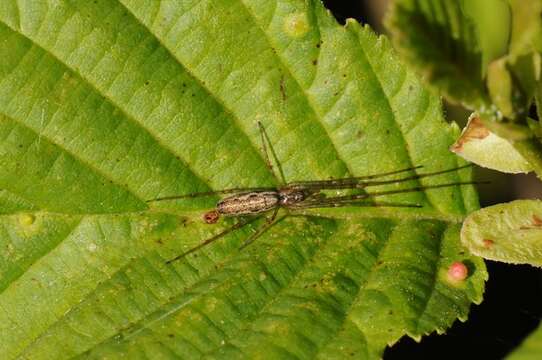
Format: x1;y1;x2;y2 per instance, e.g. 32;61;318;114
519;214;542;229
483;239;494;248
279;75;286;101
180;218;189;227
450;116;490;152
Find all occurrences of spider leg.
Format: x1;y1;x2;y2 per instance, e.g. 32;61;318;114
287;165;423;187
239;207;280;250
287;164;472;191
291;181;483;209
258;121;287;185
147;186;277;202
149;163;471;203
165;216;261;264
291;200;423;209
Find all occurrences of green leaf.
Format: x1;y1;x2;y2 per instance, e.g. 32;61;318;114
386;0;542;119
507;323;542;360
462;0;511;71
462;199;542;266
486;0;542;120
0;1;485;359
451;113;533;173
385;0;510;110
508;0;542;58
387;0;542;180
487;57;521;119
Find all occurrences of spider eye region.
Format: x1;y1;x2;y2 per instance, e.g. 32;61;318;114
279;190;307;205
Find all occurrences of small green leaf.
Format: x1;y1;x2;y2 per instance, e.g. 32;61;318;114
487;57;521;119
0;1;485;359
462;199;542;266
486;0;542;118
508;0;542;58
451;114;533;173
507;323;542;360
385;0;509;110
463;0;511;71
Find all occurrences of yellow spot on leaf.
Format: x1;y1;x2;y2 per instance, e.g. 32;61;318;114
283;13;310;38
88;243;98;252
19;213;35;226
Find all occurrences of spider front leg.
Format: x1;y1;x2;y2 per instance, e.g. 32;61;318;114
166;215;261;264
239;207;280;249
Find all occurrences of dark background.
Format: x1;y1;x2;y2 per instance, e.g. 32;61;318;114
320;1;542;359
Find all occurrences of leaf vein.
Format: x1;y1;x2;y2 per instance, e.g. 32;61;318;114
0;17;217;199
0;112;146;204
115;0;281;185
237;0;354;178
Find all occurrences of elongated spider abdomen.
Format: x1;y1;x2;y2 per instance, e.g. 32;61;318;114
217;191;280;216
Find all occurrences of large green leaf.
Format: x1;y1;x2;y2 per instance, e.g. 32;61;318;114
0;1;485;359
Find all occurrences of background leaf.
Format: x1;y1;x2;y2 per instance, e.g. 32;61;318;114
385;0;508;109
462;199;542;266
386;0;542;119
386;0;542;181
451;114;533;174
507;322;542;360
0;0;485;358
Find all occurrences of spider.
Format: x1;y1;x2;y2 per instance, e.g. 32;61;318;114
147;122;477;263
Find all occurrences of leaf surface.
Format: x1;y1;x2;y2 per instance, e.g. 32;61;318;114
0;1;484;359
385;0;505;109
462;199;542;266
451;114;533;174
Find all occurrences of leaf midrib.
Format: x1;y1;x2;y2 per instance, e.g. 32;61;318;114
0;209;465;223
